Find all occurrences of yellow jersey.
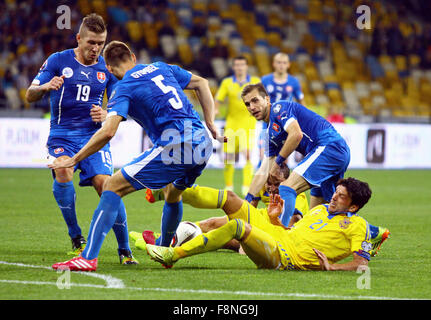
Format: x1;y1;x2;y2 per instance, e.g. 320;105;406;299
282;204;372;270
215;75;261;130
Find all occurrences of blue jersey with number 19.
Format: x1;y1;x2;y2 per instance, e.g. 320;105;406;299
32;49;118;138
107;62;205;146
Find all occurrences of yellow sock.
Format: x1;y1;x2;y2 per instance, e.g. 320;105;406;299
242;160;253;189
223;163;234;188
182;185;227;209
174;219;246;260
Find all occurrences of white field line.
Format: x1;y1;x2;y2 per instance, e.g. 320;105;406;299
0;261;426;300
0;261;125;289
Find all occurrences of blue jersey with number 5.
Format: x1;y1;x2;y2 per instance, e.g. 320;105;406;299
32;49;118;138
107;62;205;145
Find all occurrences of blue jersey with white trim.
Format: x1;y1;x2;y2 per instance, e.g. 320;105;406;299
261;73;304;104
32;49;118;138
107;62;205;146
266;101;341;157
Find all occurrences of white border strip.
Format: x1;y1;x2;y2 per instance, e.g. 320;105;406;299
0;261;426;300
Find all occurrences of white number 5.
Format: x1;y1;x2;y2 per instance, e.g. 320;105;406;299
151;75;183;109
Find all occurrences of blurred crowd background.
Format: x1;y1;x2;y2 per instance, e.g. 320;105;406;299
1;0;431;121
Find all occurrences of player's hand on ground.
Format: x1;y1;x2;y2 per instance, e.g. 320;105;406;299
43;75;65;92
313;248;331;271
48;157;77;170
90;104;107;123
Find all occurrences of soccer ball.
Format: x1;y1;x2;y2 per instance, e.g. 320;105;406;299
171;221;202;247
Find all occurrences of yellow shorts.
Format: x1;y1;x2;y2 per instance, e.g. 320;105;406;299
228;201;296;270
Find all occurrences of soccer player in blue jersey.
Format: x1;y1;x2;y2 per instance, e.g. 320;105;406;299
261;53;304;104
242;82;350;227
258;53;304;168
241;83;390;251
25;14;137;264
49;40;225;271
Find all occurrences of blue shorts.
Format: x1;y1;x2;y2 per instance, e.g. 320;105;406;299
47;136;113;187
293;138;350;202
121;139;213;191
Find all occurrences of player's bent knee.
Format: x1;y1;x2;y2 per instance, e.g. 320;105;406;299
103;172;135;197
54;166;73;183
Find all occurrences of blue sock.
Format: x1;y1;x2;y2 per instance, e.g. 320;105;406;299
81;191;121;260
369;224;379;239
52;180;81;239
157;201;183;247
112;200;131;252
278;185;297;227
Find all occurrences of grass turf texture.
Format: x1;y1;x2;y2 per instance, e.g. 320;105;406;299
0;168;430;300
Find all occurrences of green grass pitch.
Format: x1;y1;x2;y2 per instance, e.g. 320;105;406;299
0;168;430;300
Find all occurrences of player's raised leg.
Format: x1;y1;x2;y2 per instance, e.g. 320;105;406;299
147;218;248;268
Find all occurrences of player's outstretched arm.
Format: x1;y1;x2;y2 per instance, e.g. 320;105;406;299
246;155;275;203
48;114;122;169
313;249;368;271
25;75;65;103
186;74;226;143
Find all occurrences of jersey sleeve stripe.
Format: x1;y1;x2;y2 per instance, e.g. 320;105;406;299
283;117;295;131
57;86;65;125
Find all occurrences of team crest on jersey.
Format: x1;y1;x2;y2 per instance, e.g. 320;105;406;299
272;123;280;132
62;67;73;78
97;72;106;83
54;147;64;154
339;217;352;229
286;85;293;92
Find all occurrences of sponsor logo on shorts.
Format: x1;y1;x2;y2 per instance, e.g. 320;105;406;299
54;147;64;154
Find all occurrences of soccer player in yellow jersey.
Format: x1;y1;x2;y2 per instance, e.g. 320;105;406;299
145;177;374;271
215;56;261;195
142;164;309;251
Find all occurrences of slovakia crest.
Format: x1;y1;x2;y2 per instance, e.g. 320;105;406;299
97;72;106;83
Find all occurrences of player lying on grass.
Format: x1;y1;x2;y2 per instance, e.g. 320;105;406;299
136;166;389;257
137;164;308;252
144;177;382;271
